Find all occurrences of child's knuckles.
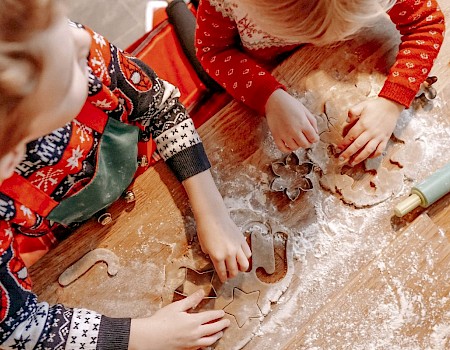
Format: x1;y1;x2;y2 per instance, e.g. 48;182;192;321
213;267;226;279
352;139;365;149
213;253;226;262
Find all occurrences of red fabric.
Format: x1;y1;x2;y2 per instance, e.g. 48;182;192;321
76;101;108;133
195;0;286;115
379;0;445;106
126;4;230;127
0;103;111;266
0;174;58;217
126;6;207;114
15;232;58;267
12;5;229;266
195;0;445;111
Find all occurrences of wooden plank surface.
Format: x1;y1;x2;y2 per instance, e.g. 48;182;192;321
30;2;450;349
283;213;449;349
30;163;193;318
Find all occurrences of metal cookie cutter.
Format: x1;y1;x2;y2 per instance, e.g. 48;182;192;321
174;267;218;299
270;152;314;201
416;76;438;102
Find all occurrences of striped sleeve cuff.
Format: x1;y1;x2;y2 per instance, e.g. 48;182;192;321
155;117;211;181
96;316;131;350
165;142;211;182
378;80;418;108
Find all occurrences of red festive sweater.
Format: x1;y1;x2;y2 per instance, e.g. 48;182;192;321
195;0;445;115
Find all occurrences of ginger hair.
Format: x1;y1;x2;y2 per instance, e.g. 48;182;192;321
238;0;396;46
0;0;59;158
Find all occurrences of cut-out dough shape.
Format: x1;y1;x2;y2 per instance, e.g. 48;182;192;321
222;289;263;328
174;268;217;299
388;116;426;181
163;209;294;350
58;248;120;287
270;152;314;201
303;70;415;207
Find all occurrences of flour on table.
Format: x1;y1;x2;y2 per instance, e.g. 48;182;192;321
203;70;449;349
163;210;294;350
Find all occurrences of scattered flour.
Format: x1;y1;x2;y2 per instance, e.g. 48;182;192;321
205;93;450;349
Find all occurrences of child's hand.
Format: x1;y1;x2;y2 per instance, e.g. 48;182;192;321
196;212;251;283
182;170;251;283
129;290;230;350
265;89;319;152
337;97;404;165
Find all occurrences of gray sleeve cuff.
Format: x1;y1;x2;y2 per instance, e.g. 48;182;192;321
97;316;131;350
165;143;211;182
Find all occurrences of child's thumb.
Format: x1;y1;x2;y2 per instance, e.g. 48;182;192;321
179;289;205;311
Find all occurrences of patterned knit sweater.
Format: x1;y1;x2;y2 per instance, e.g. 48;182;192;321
0;23;210;349
195;0;445;115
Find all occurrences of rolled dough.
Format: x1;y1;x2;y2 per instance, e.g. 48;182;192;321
301;70;419;207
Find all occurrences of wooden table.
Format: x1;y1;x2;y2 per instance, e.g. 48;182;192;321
31;3;450;349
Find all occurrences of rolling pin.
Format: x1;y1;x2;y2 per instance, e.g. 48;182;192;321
394;162;450;217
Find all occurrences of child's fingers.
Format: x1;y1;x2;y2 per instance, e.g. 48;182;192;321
194;309;226;325
242;240;252;259
349;138;379;165
214;260;228;283
237;249;249;272
303;125;319;144
370;140;388;159
292;133;310;149
176;289;205;311
348;103;364;122
226;256;239;279
307;113;319;134
281;135;302;151
196;331;225;348
337;120;363;154
199;318;230;337
340;132;370;162
303;112;320;142
275;137;292;153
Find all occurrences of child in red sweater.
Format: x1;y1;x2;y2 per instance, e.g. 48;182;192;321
0;0;251;348
195;0;445;165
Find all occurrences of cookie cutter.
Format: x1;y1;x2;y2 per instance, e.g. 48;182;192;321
270;152;314;201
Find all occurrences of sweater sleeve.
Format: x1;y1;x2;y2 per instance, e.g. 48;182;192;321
195;0;285;115
121;56;211;182
80;23;210;182
379;0;445;107
0;219;131;349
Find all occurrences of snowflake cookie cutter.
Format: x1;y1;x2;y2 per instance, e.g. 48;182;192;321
270;152;314;201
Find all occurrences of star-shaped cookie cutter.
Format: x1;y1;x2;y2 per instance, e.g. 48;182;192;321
270;152;314;201
223;288;263;328
174;267;218;299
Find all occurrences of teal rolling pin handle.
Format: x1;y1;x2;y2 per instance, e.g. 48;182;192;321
394;162;450;217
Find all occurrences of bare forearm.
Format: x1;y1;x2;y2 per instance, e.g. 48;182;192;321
182;169;227;218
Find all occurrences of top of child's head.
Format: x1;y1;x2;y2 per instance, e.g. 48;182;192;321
0;0;91;182
237;0;395;46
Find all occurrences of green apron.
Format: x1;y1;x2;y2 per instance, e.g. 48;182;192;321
1;102;140;226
